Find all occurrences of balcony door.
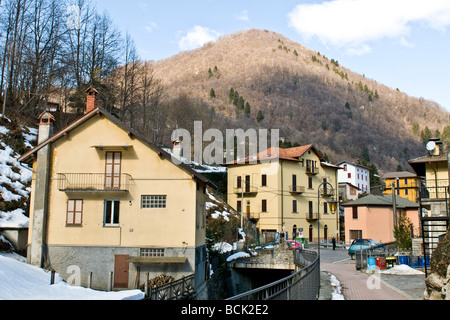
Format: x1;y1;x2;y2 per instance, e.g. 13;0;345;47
105;152;122;190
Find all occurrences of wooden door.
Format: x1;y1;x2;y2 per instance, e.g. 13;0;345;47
114;255;129;288
105;152;121;189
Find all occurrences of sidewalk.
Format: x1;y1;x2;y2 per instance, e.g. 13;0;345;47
321;262;420;300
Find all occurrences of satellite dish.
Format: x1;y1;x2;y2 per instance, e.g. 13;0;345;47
426;141;436;151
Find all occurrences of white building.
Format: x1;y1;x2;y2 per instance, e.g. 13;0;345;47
337;161;371;195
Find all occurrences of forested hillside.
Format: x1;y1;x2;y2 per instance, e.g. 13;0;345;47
152;29;450;172
1;1;449;175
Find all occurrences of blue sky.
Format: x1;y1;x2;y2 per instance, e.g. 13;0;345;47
94;0;450;112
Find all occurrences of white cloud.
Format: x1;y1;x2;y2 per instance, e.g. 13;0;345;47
178;26;221;51
288;0;450;54
145;22;158;33
235;10;250;22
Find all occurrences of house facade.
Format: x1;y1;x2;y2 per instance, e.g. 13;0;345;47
19;91;210;293
343;194;420;244
382;171;421;203
337;161;371;195
226;145;340;244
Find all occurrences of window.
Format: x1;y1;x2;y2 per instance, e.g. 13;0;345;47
309;201;313;215
237;200;242;213
141;195;167;209
293;200;298;213
104;200;120;226
105;152;122;190
348;173;351;179
324;202;328;214
237;176;242;188
308;177;313;189
67;199;83;226
352;206;358;219
140;248;165;257
261;199;267;212
261;174;267;187
344;165;347;171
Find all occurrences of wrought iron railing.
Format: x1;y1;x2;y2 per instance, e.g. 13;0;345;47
419;179;450;200
226;249;319;300
57;173;132;192
146;274;195;300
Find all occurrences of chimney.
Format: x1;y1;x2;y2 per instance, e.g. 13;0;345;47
37;111;55;144
30;111;55;267
85;87;98;113
172;138;183;160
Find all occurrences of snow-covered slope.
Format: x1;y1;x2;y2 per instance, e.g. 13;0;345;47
0;253;144;300
0;114;36;230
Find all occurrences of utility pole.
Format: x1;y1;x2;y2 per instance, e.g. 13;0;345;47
392;182;397;229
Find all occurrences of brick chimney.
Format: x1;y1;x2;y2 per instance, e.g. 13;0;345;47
85;87;98;113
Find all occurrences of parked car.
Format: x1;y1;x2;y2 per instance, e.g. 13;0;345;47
286;240;303;250
348;239;379;259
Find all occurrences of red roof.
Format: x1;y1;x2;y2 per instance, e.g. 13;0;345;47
225;144;325;165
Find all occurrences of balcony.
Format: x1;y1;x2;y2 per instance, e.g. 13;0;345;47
234;186;258;196
419;179;449;200
289;185;305;194
246;212;260;221
306;166;319;176
57;173;132;192
306;212;318;221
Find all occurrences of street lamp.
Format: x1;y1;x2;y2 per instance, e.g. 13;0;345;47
317;181;338;258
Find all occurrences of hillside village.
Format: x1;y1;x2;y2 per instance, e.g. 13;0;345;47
0;5;449;301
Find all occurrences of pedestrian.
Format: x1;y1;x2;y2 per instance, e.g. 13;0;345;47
332;237;336;251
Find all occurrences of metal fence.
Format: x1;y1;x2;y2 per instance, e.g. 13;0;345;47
226;249;319;300
145;274;195;300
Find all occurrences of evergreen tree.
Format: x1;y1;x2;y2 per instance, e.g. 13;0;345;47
210;88;216;98
208;68;213;78
421;126;432;144
412;122;420;136
256;110;264;123
229;87;235;104
244;102;251;116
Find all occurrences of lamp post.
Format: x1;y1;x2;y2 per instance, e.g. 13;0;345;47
317;181;338;258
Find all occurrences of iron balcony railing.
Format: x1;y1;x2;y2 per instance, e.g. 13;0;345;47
306;212;319;221
57;173;132;192
289;185;305;194
419;179;449;200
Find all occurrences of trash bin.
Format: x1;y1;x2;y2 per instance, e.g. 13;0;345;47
398;255;410;265
368;257;377;270
376;257;386;270
386;257;397;268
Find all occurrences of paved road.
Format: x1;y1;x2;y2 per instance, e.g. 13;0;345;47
314;246;426;300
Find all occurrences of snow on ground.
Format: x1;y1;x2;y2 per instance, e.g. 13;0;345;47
213;242;233;253
226;252;251;262
0;118;36;230
380;264;425;275
330;274;345;300
0;253;144;300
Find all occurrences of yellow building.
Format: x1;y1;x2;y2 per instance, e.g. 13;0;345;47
382;171;421;203
18;89;210;293
225;145;340;244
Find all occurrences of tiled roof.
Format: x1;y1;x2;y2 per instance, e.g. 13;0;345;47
342;194;419;208
225;144;325;165
381;171;418;179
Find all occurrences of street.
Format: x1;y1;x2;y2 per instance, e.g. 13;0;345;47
312;246;426;300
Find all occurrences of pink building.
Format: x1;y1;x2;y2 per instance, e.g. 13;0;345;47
343;194;420;244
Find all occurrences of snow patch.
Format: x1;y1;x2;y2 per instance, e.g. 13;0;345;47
0;253;144;300
226;252;250;262
380;264;425;275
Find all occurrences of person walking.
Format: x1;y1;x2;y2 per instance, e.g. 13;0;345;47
332;237;336;251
